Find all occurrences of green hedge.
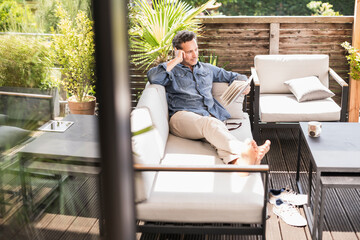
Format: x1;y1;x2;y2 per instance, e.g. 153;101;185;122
185;0;354;16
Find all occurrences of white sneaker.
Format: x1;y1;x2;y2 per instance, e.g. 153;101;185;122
272;199;307;227
269;187;307;206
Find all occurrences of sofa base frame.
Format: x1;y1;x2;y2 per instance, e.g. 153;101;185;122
137;222;264;236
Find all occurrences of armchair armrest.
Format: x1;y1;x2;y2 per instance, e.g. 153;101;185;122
134;163;269;173
329;68;348;87
251;67;260;87
329;68;349;121
250;67;260;139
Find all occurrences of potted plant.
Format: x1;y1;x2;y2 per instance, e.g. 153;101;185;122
51;4;96;115
0;34;60;124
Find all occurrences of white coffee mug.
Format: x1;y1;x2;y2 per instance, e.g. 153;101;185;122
308;121;322;137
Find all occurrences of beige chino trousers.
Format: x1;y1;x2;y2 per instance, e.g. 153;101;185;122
169;111;247;164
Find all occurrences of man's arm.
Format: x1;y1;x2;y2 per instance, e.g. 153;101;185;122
209;64;250;95
166;49;184;72
147;49;184;85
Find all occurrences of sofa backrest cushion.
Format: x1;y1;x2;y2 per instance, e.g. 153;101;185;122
254;54;329;94
137;84;169;158
131;107;162;203
212;82;245;119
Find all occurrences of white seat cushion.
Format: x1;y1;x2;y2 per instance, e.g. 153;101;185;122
136;134;265;223
225;113;253;141
259;94;341;122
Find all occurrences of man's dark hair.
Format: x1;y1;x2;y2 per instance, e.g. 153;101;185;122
172;30;196;49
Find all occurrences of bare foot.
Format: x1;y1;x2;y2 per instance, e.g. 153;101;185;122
256;140;271;164
229;139;271;176
231;139;268;165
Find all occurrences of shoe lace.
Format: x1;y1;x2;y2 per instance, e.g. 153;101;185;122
279;204;299;216
282;187;300;200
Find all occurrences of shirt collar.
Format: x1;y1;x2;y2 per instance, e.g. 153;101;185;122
178;61;200;72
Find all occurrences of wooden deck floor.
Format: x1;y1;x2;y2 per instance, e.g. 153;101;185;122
1;128;360;240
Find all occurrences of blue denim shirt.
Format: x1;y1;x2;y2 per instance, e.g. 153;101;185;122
147;61;247;121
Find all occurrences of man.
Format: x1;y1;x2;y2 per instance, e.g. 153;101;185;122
147;30;270;167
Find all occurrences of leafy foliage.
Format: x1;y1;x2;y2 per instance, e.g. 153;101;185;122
307;1;341;16
0;0;36;32
129;0;215;70
0;35;56;89
35;0;92;33
182;0;354;16
51;4;95;102
199;52;229;69
342;42;360;81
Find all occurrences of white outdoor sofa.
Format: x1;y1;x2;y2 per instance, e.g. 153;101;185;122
131;83;269;238
250;54;348;140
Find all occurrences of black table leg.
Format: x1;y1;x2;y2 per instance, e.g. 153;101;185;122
296;129;302;182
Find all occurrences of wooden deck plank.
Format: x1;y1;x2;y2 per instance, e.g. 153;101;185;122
13;176;88;239
259;128;288;172
83;219;100;240
322;188;358;240
266;203;282;240
61;216;97;240
275;128;306;173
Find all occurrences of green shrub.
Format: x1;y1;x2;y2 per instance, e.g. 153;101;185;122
0;0;36;32
183;0;354;16
51;4;95;102
307;1;341;16
0;35;56;89
35;0;92;33
342;41;360;81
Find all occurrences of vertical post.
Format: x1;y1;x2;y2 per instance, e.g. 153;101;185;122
94;0;136;239
269;23;280;55
348;0;360;122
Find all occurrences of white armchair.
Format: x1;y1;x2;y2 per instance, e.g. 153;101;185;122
250;54;348;140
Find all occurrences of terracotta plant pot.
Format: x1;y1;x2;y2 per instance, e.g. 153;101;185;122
67;96;96;115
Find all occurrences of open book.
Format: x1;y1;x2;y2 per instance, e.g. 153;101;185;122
220;76;252;106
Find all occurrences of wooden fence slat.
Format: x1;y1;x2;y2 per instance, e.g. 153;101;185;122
281;23;353;30
270;23;280;54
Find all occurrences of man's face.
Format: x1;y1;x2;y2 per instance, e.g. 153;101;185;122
179;39;198;67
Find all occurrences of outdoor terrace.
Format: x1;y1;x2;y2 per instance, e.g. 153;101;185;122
1;15;359;240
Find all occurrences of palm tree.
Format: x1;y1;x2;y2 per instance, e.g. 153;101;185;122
129;0;215;70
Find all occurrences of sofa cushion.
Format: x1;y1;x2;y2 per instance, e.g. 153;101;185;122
225;113;253;141
259;94;341;122
137;134;264;223
131;107;162;203
147;84;169;118
284;76;334;102
212;82;245;118
0;114;7;125
255;54;329;94
137;85;169;158
0;125;30;151
136;172;264;223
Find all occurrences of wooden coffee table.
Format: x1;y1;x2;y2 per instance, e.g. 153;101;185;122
296;122;360;239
